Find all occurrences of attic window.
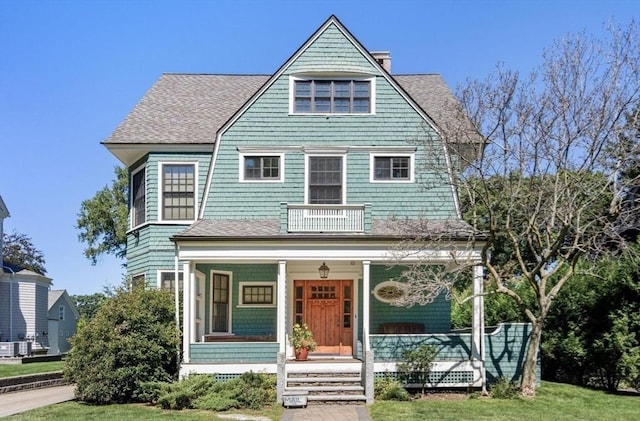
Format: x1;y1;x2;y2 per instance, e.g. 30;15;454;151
292;78;374;114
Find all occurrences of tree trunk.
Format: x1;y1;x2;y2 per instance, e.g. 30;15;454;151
520;320;542;397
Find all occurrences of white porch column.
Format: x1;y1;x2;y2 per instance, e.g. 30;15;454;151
471;264;485;361
362;261;371;346
188;263;197;343
182;261;192;363
277;260;287;353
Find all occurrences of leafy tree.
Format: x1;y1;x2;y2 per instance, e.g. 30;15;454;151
71;292;108;320
393;21;640;396
64;287;180;403
542;243;640;391
76;166;128;265
2;231;46;275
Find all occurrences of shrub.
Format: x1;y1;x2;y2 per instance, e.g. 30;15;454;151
64;288;180;404
144;371;276;411
374;375;410;401
396;344;438;395
490;377;520;399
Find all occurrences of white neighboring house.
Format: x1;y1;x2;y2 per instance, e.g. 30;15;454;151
0;194;52;355
48;290;79;354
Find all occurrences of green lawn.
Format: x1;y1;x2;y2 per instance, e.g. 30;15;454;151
7;381;639;420
9;403;284;420
0;361;65;378
370;382;640;421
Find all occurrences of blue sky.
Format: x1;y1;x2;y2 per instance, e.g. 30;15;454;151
0;0;636;295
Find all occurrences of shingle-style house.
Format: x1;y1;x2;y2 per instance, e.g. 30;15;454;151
47;290;79;354
104;16;531;403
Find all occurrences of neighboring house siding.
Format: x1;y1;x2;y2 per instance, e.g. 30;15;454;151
203;24;456;220
34;283;49;349
47;296;78;354
369;265;451;334
0;281;10;341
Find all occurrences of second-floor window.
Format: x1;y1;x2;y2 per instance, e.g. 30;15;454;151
161;163;195;221
294;79;371;114
131;167;146;227
244;156;281;180
373;156;410;180
308;156;343;204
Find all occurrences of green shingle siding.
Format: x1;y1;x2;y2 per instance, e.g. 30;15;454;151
195;263;278;336
484;323;537;384
126;153;211;282
289;24;374;74
371;334;472;361
190;342;279;363
202;27;457;220
369;265;451;334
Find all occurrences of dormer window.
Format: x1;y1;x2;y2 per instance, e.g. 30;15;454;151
291;77;374;114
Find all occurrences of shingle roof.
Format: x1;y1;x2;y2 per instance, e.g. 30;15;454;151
48;290;65;309
103;73;477;146
173;218;477;241
104;74;269;145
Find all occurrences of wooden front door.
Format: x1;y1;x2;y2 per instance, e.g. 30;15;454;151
293;280;353;355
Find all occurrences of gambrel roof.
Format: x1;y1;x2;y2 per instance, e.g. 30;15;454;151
104;16;482;167
104;74;463;145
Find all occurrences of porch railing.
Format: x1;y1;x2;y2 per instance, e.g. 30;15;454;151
282;203;371;233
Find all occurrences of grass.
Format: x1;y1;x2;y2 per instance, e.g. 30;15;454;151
6;381;639;420
370;381;640;421
0;361;65;378
9;402;284;420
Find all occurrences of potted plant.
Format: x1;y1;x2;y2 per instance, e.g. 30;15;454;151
291;322;316;360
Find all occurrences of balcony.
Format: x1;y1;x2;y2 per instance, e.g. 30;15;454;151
282;203;371;234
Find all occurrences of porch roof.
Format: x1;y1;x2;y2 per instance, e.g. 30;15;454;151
171;218;481;242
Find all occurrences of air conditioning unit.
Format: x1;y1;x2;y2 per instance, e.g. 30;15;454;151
18;341;32;356
0;342;20;357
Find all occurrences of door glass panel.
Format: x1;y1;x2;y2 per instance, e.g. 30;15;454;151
212;273;229;332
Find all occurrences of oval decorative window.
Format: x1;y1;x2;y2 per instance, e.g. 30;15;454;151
373;281;407;304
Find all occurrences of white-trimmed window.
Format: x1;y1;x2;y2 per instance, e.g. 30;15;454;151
131;165;146;228
59;305;65;321
370;154;414;182
306;155;345;204
159;271;183;293
131;273;146;289
238;282;276;307
210;271;232;333
159;162;196;222
291;77;375;114
240;154;283;182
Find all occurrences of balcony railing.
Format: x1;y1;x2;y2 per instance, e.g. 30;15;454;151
282;203;370;233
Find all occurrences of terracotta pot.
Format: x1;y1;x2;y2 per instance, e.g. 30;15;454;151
295;347;308;361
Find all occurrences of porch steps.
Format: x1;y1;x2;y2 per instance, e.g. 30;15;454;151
284;361;366;405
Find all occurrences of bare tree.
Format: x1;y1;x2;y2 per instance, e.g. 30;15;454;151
392;20;640;397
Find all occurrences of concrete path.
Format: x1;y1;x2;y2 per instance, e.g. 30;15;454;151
0;385;75;417
282;405;371;421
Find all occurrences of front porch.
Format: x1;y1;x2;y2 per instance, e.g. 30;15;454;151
180;323;531;403
174;224;489;402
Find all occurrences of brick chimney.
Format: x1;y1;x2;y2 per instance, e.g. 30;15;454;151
370;51;391;73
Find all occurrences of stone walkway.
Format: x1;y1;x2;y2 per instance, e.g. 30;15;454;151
282;405;371;421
